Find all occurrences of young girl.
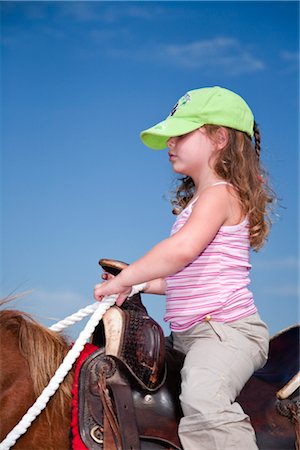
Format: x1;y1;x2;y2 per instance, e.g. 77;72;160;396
94;86;275;450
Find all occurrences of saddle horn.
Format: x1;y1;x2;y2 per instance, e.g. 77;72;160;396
95;257;166;390
99;258;128;276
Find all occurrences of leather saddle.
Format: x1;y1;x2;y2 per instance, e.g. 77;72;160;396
77;258;299;450
237;323;300;450
78;259;184;450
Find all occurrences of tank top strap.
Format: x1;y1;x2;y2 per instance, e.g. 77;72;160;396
188;196;199;207
206;181;233;188
199;181;234;195
185;182;234;213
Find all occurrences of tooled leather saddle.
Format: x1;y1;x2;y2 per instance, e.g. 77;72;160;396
77;259;184;450
76;259;300;450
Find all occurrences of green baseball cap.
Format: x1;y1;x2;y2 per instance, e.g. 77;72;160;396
140;86;254;150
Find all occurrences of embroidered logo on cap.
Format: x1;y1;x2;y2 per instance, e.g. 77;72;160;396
169;93;191;117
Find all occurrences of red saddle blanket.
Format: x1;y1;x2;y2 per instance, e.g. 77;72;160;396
71;343;99;450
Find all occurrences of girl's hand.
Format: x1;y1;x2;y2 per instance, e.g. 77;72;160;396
93;274;132;307
101;271;114;282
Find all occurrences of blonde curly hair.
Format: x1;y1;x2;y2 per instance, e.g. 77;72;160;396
171;123;276;251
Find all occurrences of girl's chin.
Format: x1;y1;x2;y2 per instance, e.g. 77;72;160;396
172;164;188;176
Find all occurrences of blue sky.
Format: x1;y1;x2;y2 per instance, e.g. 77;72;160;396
1;1;299;338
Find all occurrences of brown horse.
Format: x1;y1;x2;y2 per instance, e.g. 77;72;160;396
0;301;298;450
0;307;74;450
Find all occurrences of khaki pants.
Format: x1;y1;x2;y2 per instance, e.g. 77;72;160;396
172;313;269;450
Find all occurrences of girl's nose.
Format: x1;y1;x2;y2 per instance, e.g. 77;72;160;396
167;136;176;148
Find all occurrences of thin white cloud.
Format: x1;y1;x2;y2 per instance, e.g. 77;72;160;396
254;256;299;270
57;3;162;24
0;34;18;49
2;289;98;340
58;2;101;23
90;27;132;43
102;5;160;23
34;289;86;305
5;2;48;21
163;37;265;74
261;284;300;297
38;25;65;40
109;37;265;75
280;50;299;74
13;289;92;323
281;51;299;62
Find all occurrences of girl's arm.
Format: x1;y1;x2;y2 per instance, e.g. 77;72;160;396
101;272;167;295
143;278;167;295
94;186;231;305
102;272;166;295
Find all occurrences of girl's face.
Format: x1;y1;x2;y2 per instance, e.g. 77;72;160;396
167;127;217;178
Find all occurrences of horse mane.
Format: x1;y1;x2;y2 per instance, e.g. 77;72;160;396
0;301;74;421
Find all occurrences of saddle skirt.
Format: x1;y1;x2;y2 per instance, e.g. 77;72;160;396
73;259;299;450
102;304;165;390
77;344;184;450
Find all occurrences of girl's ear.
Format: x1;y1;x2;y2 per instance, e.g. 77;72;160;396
215;127;229;149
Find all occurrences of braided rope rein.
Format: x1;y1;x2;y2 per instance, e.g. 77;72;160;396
49;302;100;332
0;284;145;450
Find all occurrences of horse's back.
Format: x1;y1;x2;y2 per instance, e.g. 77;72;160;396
238;324;300;450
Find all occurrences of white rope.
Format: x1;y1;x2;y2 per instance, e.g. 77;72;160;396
49;303;99;332
0;283;146;450
49;283;146;333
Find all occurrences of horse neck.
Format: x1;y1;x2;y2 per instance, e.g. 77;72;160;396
0;310;74;422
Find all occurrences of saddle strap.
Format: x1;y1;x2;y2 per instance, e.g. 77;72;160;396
103;415;118;450
289;403;300;450
108;369;141;450
277;399;300;450
98;370;122;450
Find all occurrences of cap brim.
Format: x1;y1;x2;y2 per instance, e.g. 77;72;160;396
140;117;203;150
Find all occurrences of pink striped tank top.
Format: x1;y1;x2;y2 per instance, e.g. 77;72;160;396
165;182;257;332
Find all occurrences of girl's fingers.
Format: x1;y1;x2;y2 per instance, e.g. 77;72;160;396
94;283;105;301
93;290;102;302
93;278;131;304
115;293;128;307
101;272;114;280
